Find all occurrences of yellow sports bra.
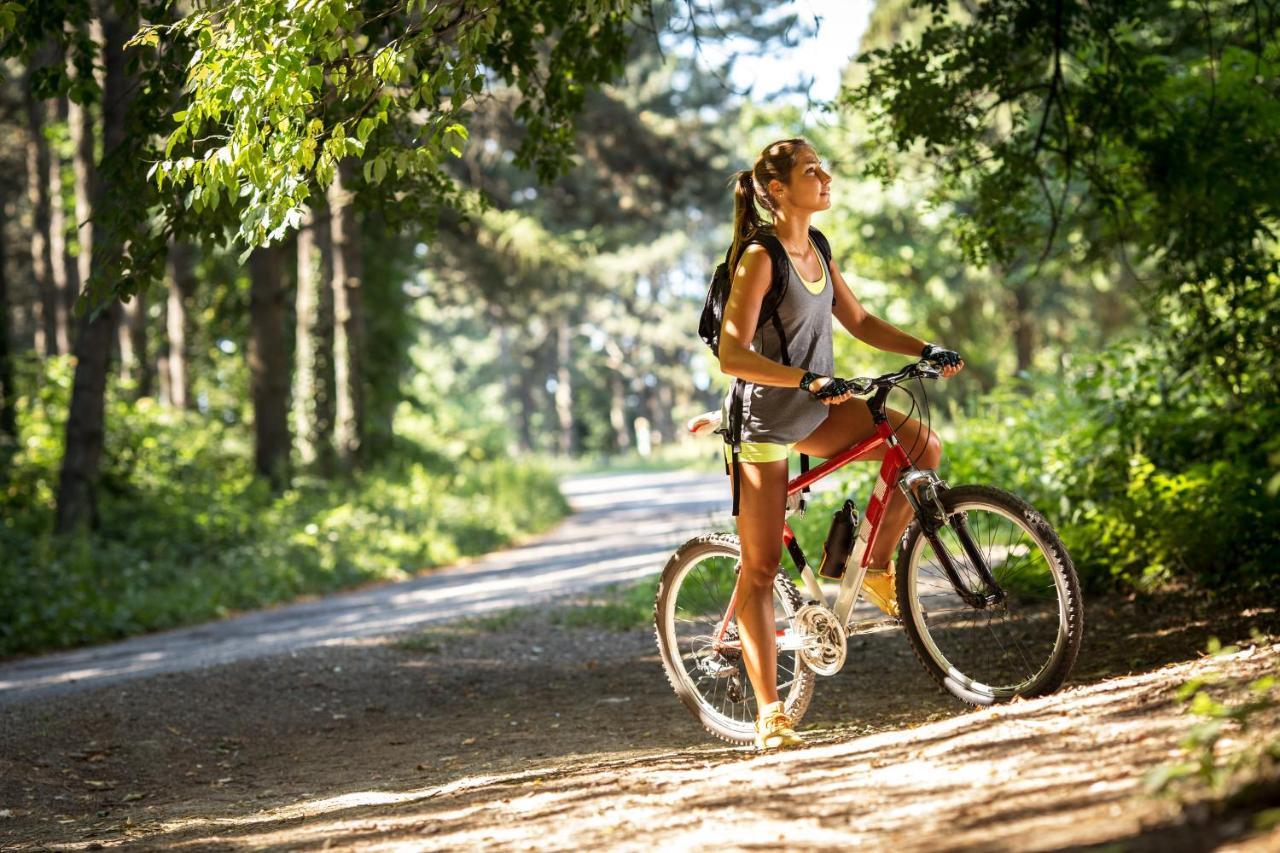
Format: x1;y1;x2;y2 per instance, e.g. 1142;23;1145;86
786;238;827;295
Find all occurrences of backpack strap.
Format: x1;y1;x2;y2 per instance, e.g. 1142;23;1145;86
726;233;816;517
808;226;833;263
798;228;830;506
808;227;836;308
728;378;745;516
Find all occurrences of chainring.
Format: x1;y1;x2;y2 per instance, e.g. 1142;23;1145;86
794;603;848;676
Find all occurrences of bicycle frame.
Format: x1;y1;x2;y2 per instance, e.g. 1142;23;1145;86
710;384;950;653
782;415;923;629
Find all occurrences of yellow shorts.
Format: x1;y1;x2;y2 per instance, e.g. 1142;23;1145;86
723;440;794;465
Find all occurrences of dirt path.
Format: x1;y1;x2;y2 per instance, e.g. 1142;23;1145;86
1;588;1277;851
0;470;726;706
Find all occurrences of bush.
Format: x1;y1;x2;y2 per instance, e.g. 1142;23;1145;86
0;363;569;657
788;340;1280;597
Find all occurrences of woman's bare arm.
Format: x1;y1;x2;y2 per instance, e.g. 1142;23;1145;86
719;245;854;403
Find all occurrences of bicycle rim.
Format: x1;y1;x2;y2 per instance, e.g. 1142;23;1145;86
904;497;1073;702
656;536;811;743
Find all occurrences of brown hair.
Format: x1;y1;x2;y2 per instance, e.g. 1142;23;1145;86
729;137;811;266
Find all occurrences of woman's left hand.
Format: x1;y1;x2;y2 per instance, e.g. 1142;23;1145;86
922;343;965;378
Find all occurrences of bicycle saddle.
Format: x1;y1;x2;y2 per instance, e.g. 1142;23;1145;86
686;411;721;436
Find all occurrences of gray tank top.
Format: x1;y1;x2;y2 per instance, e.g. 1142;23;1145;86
721;238;834;445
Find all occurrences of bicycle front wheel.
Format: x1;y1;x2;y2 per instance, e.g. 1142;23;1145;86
896;484;1083;705
654;533;816;744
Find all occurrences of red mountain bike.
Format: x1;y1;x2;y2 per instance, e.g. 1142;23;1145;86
655;359;1084;744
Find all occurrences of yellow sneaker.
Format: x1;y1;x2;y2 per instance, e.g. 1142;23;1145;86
755;701;804;750
862;568;900;618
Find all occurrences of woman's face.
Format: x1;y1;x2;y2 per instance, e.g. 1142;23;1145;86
774;147;832;212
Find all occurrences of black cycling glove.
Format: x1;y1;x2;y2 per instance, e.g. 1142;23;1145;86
809;376;871;400
921;343;962;368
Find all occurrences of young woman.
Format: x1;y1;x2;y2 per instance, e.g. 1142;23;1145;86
718;138;964;750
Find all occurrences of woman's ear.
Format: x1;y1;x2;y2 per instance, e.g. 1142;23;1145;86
768;177;785;203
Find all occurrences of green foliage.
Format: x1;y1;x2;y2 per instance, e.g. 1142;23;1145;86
0;360;568;657
1144;634;1280;799
848;0;1280;403
153;0;640;250
787;338;1280;597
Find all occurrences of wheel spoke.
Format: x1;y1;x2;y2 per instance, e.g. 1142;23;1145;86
655;537;815;743
903;493;1078;701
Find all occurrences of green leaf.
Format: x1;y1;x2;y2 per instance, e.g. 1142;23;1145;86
1143;761;1198;794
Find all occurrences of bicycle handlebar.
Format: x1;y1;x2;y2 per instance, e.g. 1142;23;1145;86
849;359;942;395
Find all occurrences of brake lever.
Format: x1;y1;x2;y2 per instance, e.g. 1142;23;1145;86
849;377;874;396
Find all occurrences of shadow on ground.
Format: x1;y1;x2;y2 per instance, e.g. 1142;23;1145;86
0;590;1276;850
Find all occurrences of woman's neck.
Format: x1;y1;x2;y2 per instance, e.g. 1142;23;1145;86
772;209;811;250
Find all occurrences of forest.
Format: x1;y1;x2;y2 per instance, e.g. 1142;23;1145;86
1;1;1278;849
1;2;1277;656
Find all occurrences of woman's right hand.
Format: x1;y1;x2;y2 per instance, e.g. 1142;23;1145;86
808;376;858;405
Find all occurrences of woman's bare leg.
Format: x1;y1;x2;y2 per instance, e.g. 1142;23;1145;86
795;399;942;571
733;457;790;707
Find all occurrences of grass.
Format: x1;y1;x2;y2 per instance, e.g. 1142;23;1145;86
550;578;659;632
394;577;662;653
0;368;571;657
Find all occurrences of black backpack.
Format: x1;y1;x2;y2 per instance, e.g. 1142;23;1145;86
699;227;834;516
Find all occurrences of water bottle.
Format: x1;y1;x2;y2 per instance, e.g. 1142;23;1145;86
818;499;858;580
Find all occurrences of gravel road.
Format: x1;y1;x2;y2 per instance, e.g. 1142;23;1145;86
0;469;728;706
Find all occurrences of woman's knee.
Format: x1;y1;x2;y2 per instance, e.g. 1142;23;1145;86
738;556;780;593
924;431;942;466
908;427;942;468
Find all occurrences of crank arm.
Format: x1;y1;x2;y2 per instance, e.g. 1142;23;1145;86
775;628;813;653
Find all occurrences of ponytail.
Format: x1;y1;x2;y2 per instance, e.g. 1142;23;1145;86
727;137;810;270
729;170;767;270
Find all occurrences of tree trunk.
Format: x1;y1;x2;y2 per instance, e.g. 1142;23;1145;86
67;57;95;309
328;163;364;473
24;75;55;358
249;245;290;490
45;95;75;355
117;290;149;396
609;370;630;453
554;319;576;456
514;337;536;454
162;241;196;409
0;187;16;451
1010;283;1035;376
496;324;533;454
294;203;334;474
55;1;134;534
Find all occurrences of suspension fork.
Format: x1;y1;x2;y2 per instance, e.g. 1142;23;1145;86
900;472;1005;608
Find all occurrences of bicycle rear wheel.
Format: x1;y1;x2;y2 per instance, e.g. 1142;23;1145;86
896;484;1083;705
654;533;815;744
